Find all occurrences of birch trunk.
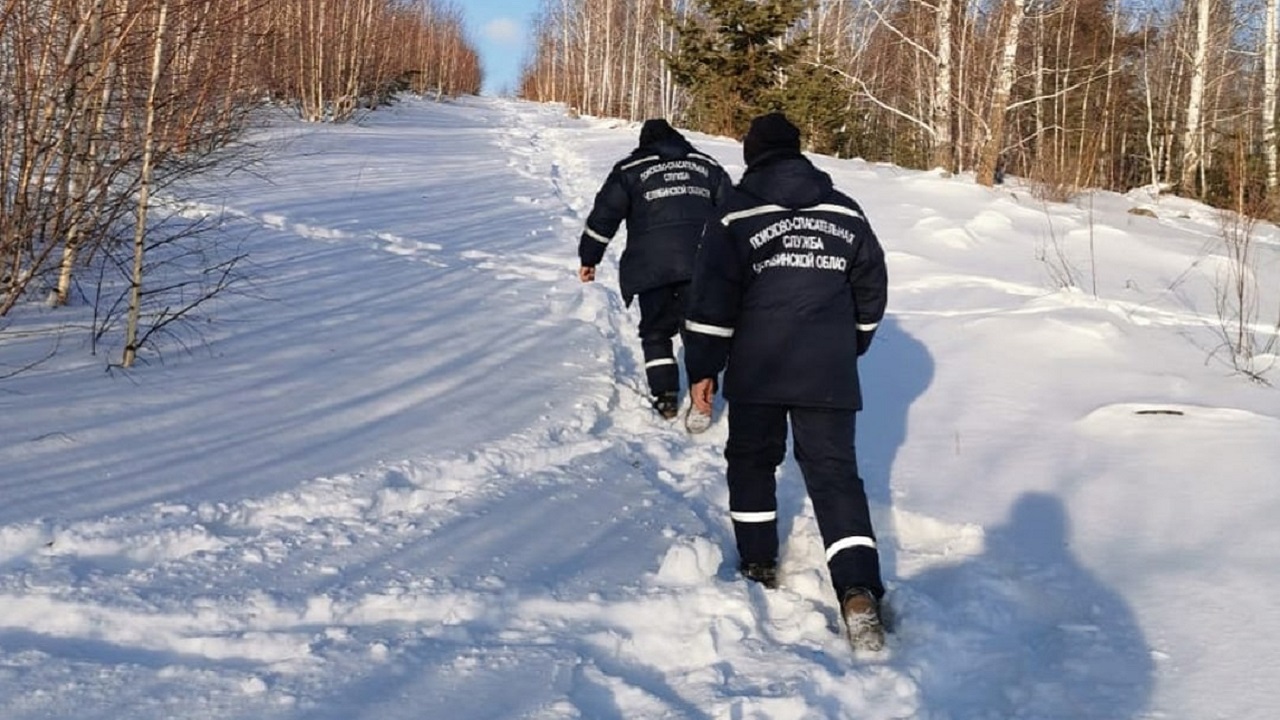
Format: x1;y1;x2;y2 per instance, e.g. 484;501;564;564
600;0;612;116
54;0;107;307
1265;0;1278;191
1033;12;1045;164
1179;0;1209;196
123;0;168;368
932;0;954;171
977;0;1025;187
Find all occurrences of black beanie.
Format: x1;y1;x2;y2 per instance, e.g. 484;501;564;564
639;118;679;146
743;112;801;166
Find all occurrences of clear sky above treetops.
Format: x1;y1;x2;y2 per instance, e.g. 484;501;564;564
464;0;539;95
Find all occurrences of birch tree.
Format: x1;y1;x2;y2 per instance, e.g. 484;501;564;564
977;0;1026;186
3;0;481;363
123;0;170;368
933;0;955;171
1180;0;1211;196
1265;0;1278;191
520;0;687;121
52;0;107;307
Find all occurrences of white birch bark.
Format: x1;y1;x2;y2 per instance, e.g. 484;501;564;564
1180;0;1209;196
123;0;168;368
601;0;613;116
1265;0;1278;190
1033;11;1045;163
977;0;1025;186
659;0;677;118
933;0;954;171
54;0;106;307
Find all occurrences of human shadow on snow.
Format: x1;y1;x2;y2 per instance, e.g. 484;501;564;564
900;492;1154;719
770;314;933;585
855;315;934;581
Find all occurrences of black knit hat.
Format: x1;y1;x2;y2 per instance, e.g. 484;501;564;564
639;118;679;146
743;112;801;166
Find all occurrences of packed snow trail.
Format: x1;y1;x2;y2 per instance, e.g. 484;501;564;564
5;96;1278;718
0;96;918;719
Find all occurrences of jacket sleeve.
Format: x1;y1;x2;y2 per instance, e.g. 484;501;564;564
683;211;744;383
578;166;630;267
847;204;888;356
712;167;734;207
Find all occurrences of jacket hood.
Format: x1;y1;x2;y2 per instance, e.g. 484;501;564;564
738;156;834;209
638;118;694;158
743;112;801;167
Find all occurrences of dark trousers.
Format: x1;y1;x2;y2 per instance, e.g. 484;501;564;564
636;281;689;396
725;402;883;600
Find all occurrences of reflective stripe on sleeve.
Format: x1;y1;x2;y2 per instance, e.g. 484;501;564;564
645;358;676;369
685;320;734;338
856;322;879;332
825;536;877;562
722;204;788;225
808;203;866;222
723;202;865;227
731;511;777;523
620;155;660;171
584;227;611;244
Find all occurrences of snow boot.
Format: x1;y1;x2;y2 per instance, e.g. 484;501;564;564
685;404;712;434
841;587;886;652
739;560;779;589
652;391;679;419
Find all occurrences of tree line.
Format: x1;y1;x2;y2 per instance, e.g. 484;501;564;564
1;0;479;367
518;0;1280;211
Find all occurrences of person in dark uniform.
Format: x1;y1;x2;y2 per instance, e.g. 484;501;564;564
578;119;732;420
682;112;890;650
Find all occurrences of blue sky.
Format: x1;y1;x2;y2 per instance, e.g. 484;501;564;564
462;0;541;95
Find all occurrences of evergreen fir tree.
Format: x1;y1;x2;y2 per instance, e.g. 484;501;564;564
665;0;808;138
773;63;858;158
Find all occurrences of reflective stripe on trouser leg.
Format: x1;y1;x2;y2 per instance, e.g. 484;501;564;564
790;407;884;600
637;283;686;396
641;342;678;395
725;403;788;565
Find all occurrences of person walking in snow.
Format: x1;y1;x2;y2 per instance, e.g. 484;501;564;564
682;112;890;651
578;118;731;422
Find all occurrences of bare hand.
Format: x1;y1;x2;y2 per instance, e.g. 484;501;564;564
578;266;596;283
690;378;715;415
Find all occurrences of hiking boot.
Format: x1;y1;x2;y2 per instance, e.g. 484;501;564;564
739;560;779;589
841;587;886;652
652;391;679;419
684;404;712;434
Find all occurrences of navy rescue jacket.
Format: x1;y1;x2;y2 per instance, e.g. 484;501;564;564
578;127;731;302
683;154;888;410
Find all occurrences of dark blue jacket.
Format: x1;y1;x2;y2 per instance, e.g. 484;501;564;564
683;154;887;410
578;128;731;302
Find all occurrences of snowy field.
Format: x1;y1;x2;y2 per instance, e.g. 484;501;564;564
1;96;1278;719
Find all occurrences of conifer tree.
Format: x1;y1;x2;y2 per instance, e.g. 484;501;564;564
665;0;808;137
773;62;862;158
